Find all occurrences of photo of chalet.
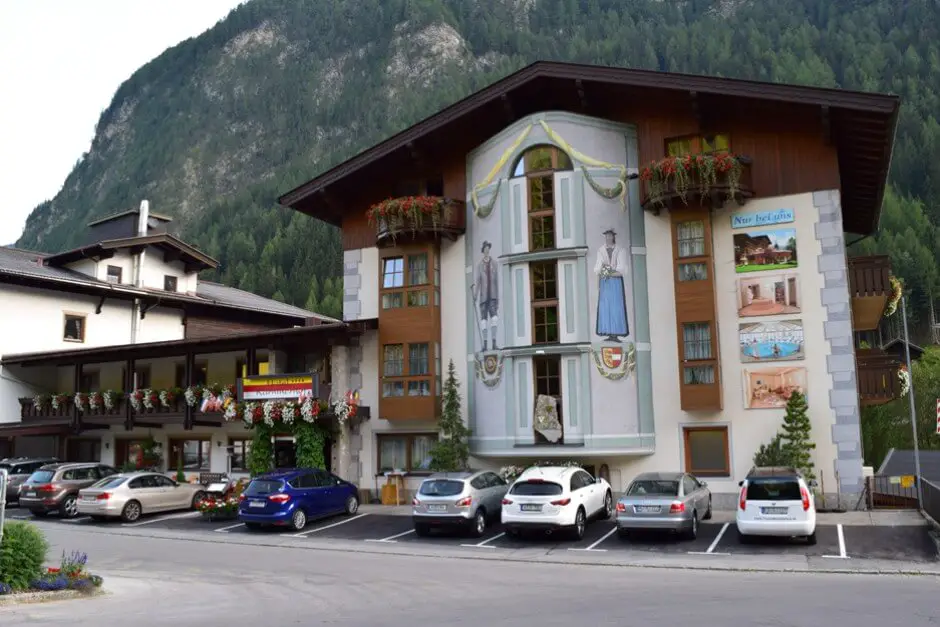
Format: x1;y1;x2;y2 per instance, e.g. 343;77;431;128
733;228;798;273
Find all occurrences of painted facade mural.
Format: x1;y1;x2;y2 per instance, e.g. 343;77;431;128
739;319;805;363
594;229;629;341
472;240;500;352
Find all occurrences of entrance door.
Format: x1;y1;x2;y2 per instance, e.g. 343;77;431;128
274;440;296;468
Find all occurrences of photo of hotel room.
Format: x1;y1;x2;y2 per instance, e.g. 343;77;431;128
737;272;801;317
743;366;807;409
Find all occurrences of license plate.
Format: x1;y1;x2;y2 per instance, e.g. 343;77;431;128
427;504;446;513
249;501;266;508
82;495;96;502
635;505;661;513
761;507;788;515
520;504;542;512
24;491;35;497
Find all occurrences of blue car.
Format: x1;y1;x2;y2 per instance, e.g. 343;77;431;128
238;468;360;531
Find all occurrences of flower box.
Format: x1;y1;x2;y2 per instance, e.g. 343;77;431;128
369;197;467;245
641;153;754;211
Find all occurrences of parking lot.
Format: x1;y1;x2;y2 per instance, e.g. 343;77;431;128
6;505;938;563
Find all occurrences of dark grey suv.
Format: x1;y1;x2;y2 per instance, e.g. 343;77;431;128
19;462;119;518
0;457;59;504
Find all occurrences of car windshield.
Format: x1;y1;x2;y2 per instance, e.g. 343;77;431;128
510;480;563;496
746;478;802;501
419;480;465;496
627;480;679;496
245;479;284;496
92;476;128;489
27;470;55;484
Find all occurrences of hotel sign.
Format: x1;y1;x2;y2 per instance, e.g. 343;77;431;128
238;373;320;401
731;209;794;229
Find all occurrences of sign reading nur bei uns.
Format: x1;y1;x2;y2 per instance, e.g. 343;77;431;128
731;208;795;229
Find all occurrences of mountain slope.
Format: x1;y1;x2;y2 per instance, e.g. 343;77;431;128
16;0;940;326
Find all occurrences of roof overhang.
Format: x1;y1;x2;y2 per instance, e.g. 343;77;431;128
44;233;219;272
278;61;899;236
1;319;377;367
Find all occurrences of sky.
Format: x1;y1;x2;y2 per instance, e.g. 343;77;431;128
0;0;246;246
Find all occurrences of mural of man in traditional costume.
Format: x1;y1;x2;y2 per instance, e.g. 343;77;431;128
594;228;629;342
472;240;499;351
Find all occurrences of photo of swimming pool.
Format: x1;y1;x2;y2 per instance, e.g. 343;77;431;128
739;319;805;362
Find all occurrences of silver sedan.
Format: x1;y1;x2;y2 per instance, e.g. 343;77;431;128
615;472;712;540
77;471;207;523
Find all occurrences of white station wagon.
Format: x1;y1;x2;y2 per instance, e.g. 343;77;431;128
736;466;818;545
501;465;613;540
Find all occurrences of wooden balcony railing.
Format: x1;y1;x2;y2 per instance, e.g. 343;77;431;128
374;198;466;246
848;255;891;298
642;156;754;211
856;348;903;406
19;396;126;419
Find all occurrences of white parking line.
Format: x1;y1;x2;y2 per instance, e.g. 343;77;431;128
688;522;731;556
214;522;245;533
283;513;370;538
568;526;618;552
122;511;201;528
823;523;849;559
365;529;416;543
461;532;506;549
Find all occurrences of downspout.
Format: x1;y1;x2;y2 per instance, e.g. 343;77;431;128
130;200;149;348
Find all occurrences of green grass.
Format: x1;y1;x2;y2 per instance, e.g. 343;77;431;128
735;262;798;274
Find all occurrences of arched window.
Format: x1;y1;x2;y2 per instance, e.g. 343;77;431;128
511;145;573;251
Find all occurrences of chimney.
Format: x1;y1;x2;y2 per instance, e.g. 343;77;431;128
137;200;150;237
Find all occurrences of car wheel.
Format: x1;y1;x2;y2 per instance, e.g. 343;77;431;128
571;508;586;541
191;491;207;508
121;500;142;523
684;511;699;540
344;495;359;515
290;509;307;531
60;495;79;519
806;531;817;546
414;523;430;537
703;497;712;520
244;522;262;531
601;491;613;520
471;509;486;538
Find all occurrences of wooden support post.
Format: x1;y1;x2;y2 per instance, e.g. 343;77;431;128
124;359;134;431
72;363;83;434
184;352;194;430
247;347;258;376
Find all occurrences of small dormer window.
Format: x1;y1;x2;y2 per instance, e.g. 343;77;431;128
106;265;122;284
164;275;178;292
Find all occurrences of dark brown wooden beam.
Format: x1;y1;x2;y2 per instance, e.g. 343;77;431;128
95;295;106;315
183;352;194;430
575;79;588;111
71;363;83;434
405;141;426;171
689;91;703;129
501;93;515;124
124;359;134;431
821;105;832;145
246;347;258;376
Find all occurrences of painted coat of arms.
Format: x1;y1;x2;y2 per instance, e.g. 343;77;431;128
474;352;505;388
591;342;636;380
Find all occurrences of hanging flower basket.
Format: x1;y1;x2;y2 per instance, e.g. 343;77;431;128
897;365;910;397
883;275;903;318
641;152;750;209
367;196;464;243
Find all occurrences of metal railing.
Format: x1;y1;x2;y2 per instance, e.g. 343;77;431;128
922;478;940;523
866;474;919;509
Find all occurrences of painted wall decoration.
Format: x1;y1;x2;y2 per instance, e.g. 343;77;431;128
742;366;807;409
730;208;794;229
733;228;798;274
594;228;629;341
739;319;805;363
471;240;500;352
737;272;801;317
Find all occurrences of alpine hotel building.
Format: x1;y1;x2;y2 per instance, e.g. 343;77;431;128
278;62;901;507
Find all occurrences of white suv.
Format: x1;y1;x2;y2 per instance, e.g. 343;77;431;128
501;465;613;540
736;466;817;545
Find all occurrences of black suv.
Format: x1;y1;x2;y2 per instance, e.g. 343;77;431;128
0;457;59;504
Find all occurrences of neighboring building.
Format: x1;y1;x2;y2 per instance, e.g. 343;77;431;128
0;202;362;474
279;61;903;507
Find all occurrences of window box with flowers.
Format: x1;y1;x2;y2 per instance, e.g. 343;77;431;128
368;196;466;245
641;152;753;211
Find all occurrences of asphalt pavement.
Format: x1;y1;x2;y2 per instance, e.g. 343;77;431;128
2;523;939;627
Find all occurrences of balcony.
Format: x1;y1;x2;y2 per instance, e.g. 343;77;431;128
856;348;903;406
848;255;895;331
371;197;466;246
642;155;754;212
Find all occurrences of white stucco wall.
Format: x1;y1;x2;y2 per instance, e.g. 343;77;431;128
64;248;199;294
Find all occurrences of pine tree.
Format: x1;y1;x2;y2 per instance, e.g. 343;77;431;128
429;360;471;471
779;390;816;481
753;433;788;467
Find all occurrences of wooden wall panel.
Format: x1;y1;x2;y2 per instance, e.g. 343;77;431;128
184;316;282;340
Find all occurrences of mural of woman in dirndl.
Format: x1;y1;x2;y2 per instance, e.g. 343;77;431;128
594;229;629;342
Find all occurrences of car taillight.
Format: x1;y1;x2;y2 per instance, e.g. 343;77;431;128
550;498;571;506
36;484;55;493
739;486;747;511
501;498;513;505
669;501;685;514
268;493;290;504
238;494;246;502
616;502;626;513
455;496;472;507
412;497;420;506
801;487;810;511
96;492;111;501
